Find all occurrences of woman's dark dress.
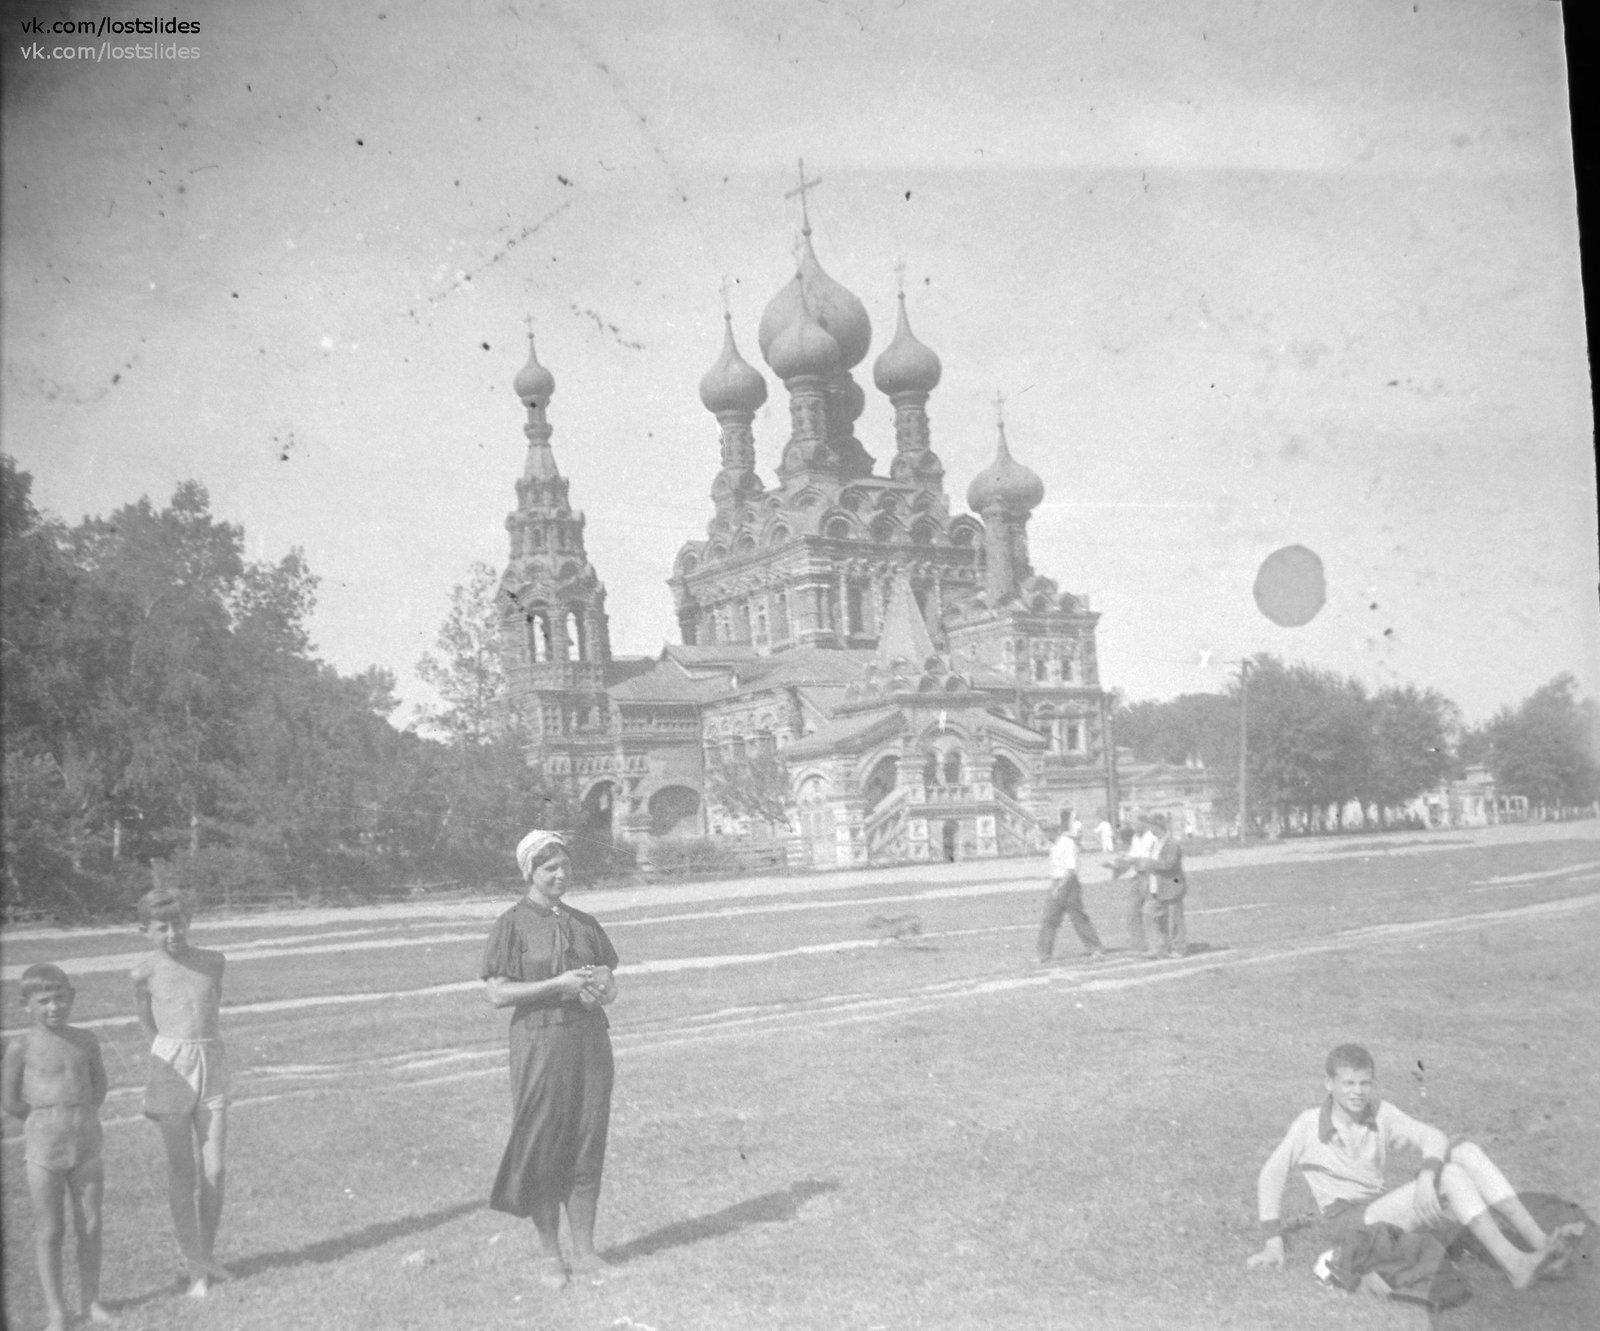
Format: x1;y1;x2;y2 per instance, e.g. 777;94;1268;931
480;897;619;1216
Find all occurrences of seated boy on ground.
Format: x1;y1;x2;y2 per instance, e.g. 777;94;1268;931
1248;1043;1583;1290
130;887;230;1297
1;963;113;1330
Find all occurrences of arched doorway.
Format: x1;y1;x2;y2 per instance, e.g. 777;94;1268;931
648;786;701;839
941;819;959;862
798;776;836;869
581;781;617;837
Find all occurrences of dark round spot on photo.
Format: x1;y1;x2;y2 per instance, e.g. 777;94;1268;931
1253;545;1326;627
481;342;490;350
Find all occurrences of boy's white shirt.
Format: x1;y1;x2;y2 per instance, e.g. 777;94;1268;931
1257;1097;1449;1227
1049;832;1079;877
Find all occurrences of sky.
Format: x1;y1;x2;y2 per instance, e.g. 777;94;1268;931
3;0;1595;728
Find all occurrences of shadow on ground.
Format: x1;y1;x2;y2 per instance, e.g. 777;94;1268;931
602;1179;840;1264
1435;1194;1595;1331
105;1198;484;1312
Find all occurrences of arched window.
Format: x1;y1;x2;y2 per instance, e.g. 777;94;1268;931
847;583;864;636
773;590;790;642
825;517;852;540
566;612;583;661
529;613;551;663
754;600;769;646
942;750;963;786
871;515;896;544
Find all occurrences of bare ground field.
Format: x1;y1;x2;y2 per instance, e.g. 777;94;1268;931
3;824;1598;1330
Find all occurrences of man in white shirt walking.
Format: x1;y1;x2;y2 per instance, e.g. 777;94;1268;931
1035;807;1106;965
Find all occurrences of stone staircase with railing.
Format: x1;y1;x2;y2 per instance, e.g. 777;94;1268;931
864;785;911;864
994;789;1050;856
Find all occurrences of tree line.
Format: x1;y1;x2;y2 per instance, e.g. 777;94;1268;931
1113;655;1599;834
1;458;564;920
5;458;1596;915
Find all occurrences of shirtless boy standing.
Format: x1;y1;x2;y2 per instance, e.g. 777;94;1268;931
129;887;230;1297
1;963;113;1330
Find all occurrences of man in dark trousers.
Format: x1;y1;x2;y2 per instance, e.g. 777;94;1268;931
1035;808;1106;965
1131;811;1188;957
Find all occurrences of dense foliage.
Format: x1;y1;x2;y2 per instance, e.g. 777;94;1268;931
1115;653;1595;833
1;458;556;919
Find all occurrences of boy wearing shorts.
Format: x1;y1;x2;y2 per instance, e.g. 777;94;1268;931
130;887;230;1297
1248;1043;1583;1289
1;963;113;1329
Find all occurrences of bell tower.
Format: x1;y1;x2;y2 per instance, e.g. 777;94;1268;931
499;331;614;743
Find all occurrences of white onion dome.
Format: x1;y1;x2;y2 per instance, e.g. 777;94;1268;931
758;235;872;371
699;315;768;414
513;334;556;405
967;430;1044;512
767;308;842;380
873;294;942;395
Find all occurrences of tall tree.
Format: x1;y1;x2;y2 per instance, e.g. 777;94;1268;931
1361;685;1458;824
415;562;507;744
1485;674;1598;813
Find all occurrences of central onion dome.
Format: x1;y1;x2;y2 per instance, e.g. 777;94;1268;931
758;234;872;371
513;333;556;405
767;306;842;381
967;428;1045;512
699;314;768;414
873;293;942;395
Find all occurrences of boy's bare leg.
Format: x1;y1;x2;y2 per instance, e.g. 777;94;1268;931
26;1163;70;1331
1436;1155;1561;1290
193;1104;228;1282
529;1199;567;1290
155;1116;205;1292
69;1162;113;1321
1446;1142;1584;1270
1462;1209;1562;1289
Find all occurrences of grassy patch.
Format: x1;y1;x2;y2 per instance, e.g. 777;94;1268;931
4;837;1598;1329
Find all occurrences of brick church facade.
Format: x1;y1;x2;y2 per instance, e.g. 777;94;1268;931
495;206;1119;867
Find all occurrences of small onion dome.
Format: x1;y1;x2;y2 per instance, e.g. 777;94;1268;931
967;429;1045;513
699;314;768;414
873;293;942;395
758;235;872;371
767;308;841;380
513;333;555;405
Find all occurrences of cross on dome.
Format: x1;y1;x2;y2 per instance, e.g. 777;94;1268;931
784;157;823;237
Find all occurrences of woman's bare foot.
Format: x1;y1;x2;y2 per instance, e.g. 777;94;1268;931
85;1301;116;1323
570;1252;614;1282
536;1256;567;1291
185;1273;211;1299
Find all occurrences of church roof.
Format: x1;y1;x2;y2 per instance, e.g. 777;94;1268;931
780;707;905;760
607;659;724;704
875;577;938;670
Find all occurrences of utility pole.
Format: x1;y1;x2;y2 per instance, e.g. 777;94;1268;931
1237;658;1250;841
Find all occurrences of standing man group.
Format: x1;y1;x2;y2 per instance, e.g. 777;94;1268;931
1129;812;1188;958
1037;807;1193;966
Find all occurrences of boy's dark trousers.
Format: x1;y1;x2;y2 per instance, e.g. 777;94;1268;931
1037;874;1102;960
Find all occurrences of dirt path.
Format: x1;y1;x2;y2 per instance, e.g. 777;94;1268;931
7;818;1596;947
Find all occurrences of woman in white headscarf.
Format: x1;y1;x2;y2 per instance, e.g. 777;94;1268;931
481;830;619;1290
